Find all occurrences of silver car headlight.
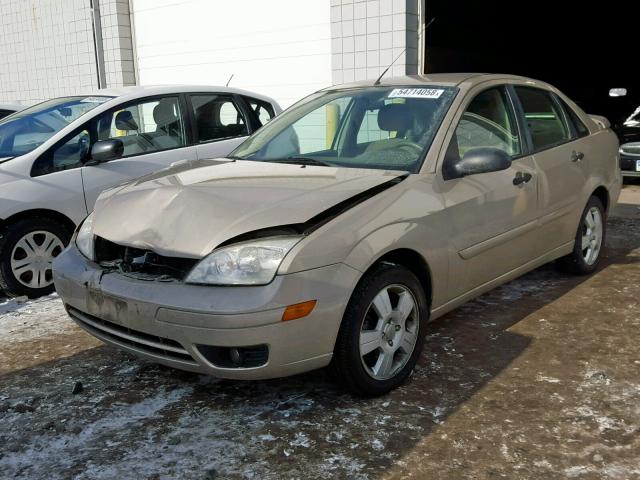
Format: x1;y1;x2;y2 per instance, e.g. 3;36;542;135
75;212;95;261
185;237;302;286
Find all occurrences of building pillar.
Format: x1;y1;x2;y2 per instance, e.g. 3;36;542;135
330;0;420;85
97;0;137;87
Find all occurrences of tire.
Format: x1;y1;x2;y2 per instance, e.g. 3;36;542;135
331;263;429;396
557;196;606;275
0;217;72;298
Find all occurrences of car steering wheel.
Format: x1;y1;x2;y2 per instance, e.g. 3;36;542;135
366;138;423;156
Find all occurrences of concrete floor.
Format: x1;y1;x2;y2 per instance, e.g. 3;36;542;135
1;182;639;479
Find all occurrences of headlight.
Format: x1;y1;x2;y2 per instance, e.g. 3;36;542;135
75;212;95;260
185;236;302;285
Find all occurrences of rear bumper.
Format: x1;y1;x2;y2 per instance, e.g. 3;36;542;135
53;246;360;380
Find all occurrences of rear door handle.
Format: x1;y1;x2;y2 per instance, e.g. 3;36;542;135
571;150;585;162
513;171;533;186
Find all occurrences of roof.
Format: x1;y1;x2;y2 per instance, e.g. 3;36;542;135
72;84;281;110
327;73;542;90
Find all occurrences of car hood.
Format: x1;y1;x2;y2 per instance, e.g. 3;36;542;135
92;159;406;258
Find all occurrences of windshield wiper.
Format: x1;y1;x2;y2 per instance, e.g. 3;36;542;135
264;157;333;167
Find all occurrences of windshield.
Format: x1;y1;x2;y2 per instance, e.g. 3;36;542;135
231;86;457;173
0;96;112;159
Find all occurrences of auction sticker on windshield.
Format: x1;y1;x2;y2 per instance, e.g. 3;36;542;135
388;88;444;99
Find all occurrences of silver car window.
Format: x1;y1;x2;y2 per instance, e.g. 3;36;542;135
94;96;186;157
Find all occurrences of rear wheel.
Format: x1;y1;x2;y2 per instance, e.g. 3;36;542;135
0;218;71;298
331;263;428;396
558;196;606;275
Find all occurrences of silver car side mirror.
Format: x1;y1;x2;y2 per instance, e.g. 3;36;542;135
90;139;124;163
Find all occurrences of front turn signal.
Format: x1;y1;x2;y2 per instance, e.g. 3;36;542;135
282;300;317;322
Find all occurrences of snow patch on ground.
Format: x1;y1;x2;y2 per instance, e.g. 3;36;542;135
2;386;193;478
0;294;71;344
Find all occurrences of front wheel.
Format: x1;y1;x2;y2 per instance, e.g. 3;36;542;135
331;263;429;396
0;217;71;298
558;196;606;275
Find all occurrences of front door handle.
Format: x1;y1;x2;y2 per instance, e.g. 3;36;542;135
571;150;585;162
513;171;533;186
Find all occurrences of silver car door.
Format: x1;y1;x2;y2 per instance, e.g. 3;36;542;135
437;85;540;300
24;131;89;221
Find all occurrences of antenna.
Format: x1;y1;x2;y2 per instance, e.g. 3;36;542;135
374;17;435;86
373;48;406;86
226;74;234;87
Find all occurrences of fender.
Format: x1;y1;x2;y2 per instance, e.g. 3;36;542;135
341;221;449;310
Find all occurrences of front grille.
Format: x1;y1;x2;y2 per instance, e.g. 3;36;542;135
620;143;640;156
95;237;198;281
620;154;639;171
67;306;197;365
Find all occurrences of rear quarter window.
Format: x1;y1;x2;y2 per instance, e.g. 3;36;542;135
244;97;275;127
557;97;590;138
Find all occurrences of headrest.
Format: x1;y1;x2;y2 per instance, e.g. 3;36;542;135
153;100;178;127
114;110;139;131
377;103;411;132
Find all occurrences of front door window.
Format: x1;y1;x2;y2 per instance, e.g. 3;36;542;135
31;129;90;176
94;96;186;157
446;86;522;167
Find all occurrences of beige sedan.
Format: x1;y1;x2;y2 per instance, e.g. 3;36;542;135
53;74;621;396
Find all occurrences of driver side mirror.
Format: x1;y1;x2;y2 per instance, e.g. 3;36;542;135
444;147;512;180
89;139;124;164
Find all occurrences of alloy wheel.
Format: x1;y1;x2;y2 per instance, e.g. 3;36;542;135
581;206;603;266
359;284;419;380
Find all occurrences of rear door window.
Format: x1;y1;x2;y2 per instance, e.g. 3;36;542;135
190;95;248;143
514;87;572;151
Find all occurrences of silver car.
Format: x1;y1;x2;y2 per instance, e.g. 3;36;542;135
53;74;621;396
0;86;280;298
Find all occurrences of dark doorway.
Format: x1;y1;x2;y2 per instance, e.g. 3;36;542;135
424;0;637;141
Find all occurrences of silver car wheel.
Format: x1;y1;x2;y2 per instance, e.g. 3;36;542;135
10;230;64;289
581;206;603;266
359;284;419;380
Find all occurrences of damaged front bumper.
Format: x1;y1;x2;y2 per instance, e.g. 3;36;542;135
53;245;360;380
